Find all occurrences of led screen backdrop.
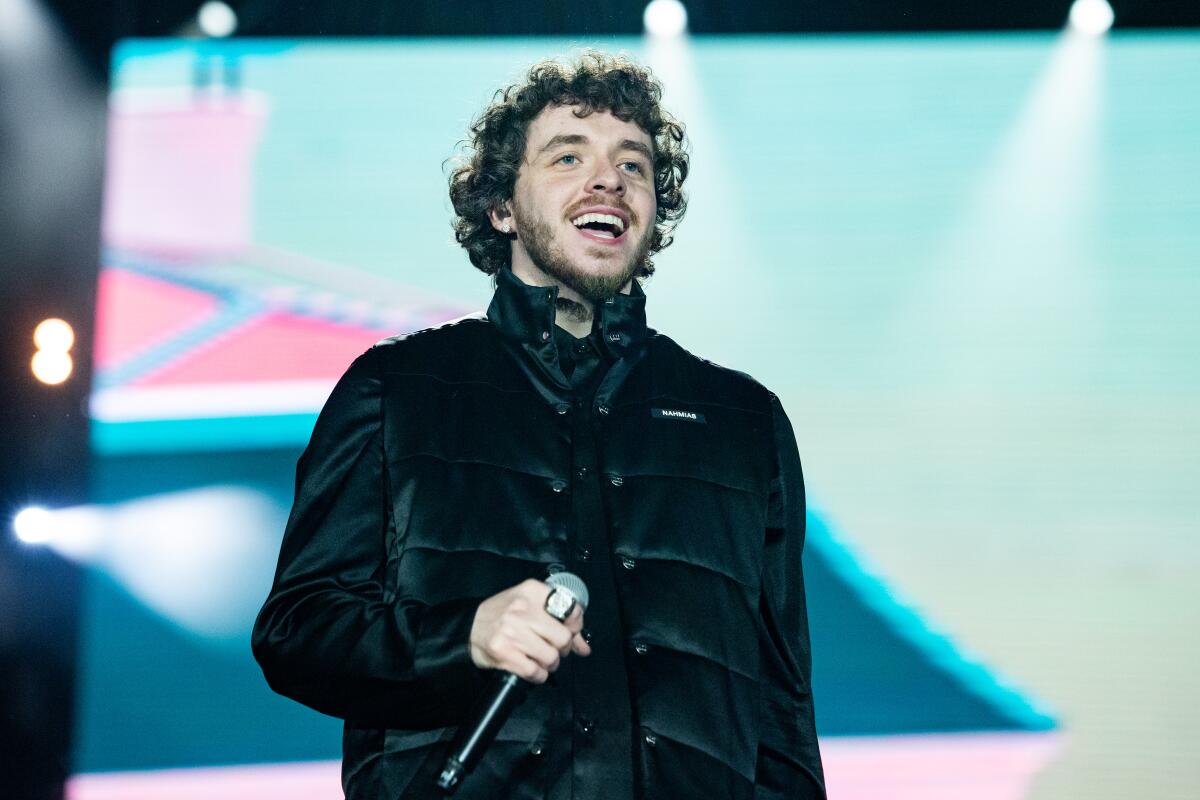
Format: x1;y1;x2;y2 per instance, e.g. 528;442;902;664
68;33;1199;800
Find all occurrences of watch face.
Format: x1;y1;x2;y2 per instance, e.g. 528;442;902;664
544;588;576;621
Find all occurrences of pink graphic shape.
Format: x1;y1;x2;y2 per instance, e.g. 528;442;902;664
103;91;268;256
94;269;221;369
132;312;396;386
67;760;340;800
822;731;1063;800
67;732;1062;800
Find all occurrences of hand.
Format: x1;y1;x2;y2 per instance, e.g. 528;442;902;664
469;579;592;683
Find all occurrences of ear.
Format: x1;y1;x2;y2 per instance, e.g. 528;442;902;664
488;203;513;235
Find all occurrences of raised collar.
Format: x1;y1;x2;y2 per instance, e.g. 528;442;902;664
486;267;649;364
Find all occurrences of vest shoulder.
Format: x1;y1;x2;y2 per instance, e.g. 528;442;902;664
645;333;775;411
370;313;491;360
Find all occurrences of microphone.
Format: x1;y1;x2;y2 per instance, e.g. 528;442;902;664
436;571;589;794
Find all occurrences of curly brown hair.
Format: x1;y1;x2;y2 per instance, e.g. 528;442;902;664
448;51;689;279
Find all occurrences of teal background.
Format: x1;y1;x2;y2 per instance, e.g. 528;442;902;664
84;34;1200;799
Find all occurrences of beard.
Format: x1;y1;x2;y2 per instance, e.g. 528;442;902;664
511;198;653;305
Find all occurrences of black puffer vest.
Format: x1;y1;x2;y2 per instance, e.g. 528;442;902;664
253;268;824;800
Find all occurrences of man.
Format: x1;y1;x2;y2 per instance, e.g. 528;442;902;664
253;51;825;799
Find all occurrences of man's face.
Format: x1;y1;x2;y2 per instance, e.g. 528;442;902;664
498;104;657;303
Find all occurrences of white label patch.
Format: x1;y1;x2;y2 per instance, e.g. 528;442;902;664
651;408;706;423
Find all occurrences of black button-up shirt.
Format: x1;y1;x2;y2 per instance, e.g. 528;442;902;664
547;321;637;799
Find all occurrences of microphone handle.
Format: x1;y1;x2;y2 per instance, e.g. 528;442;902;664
436;671;529;793
437;574;583;793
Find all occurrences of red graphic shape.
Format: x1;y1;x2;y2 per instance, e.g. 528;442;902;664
94;269;221;369
133;312;395;386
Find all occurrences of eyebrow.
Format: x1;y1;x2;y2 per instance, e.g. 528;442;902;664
536;133;654;163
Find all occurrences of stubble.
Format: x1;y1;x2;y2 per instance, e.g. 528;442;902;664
511;198;653;307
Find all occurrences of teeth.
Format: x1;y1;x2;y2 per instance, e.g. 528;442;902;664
570;212;625;233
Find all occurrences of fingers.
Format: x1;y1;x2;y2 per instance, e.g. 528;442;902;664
537;592;588;658
509;652;550;685
479;624;559;679
561;605;590;657
528;584;582;655
469;579;591;676
527;612;576;656
515;624;563;673
563;605;584;634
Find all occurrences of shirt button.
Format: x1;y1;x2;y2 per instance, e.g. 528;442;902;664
644;731;657;747
550;480;567;493
621;556;636;570
597;404;610;416
576;466;589;478
529;742;545;756
555;403;570;415
579;718;595;735
578;547;592;562
582;629;593;644
609;474;624;487
541;330;551;341
633;642;649;655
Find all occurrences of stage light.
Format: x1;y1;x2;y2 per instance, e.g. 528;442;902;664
644;0;688;38
1068;0;1114;36
31;316;75;384
18;488;285;639
197;1;237;38
14;506;53;544
33;317;74;352
31;350;73;384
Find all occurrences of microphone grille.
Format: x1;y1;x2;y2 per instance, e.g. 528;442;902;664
546;571;589;612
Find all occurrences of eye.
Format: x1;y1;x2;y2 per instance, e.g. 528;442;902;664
557;154;578;165
621;161;645;174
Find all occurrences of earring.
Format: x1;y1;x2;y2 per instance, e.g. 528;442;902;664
501;222;511;234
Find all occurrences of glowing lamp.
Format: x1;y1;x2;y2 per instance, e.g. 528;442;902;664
14;506;53;545
31;317;75;384
198;2;238;38
644;0;688;38
34;318;75;351
1068;0;1114;36
32;350;73;384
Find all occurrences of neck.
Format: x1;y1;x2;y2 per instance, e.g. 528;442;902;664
554;297;593;337
509;260;631;339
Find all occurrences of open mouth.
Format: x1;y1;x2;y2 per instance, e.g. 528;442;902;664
571;212;627;243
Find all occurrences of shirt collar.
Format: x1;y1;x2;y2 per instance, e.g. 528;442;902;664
486;267;649;363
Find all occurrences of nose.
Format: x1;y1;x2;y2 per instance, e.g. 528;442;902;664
587;161;626;195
